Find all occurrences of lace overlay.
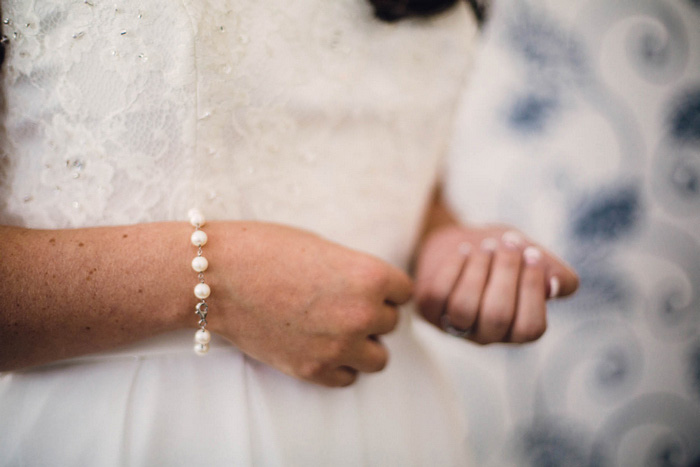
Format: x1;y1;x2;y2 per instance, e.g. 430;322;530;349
0;1;196;227
0;0;476;267
0;2;480;464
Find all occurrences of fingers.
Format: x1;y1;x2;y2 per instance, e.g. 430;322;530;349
521;240;577;298
309;257;405;388
344;338;390;374
508;246;547;343
317;366;359;388
416;226;578;348
417;248;468;326
349;254;412;306
423;229;566;346
305;337;389;387
545;261;579;298
470;237;524;343
314;289;398;387
367;303;400;336
444;239;493;331
341;302;396;375
382;264;414;306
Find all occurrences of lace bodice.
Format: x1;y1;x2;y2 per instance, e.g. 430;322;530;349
0;5;481;464
1;0;477;267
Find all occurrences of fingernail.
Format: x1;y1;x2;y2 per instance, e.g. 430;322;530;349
502;230;524;249
458;242;472;256
481;237;498;252
549;276;560;298
523;246;542;265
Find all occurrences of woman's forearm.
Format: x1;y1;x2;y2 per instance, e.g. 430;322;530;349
0;220;414;387
0;222;194;370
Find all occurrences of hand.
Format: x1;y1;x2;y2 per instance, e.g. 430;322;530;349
207;222;413;387
414;225;578;344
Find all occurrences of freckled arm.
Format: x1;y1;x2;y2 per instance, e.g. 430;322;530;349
0;223;194;370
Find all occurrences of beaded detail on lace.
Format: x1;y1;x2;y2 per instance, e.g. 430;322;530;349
0;0;477;267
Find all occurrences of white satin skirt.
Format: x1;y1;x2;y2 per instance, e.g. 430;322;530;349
0;309;474;466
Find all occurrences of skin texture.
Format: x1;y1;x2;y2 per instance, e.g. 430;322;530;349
204;222;412;387
0;222;194;368
414;189;579;345
0;191;577;386
0;221;411;387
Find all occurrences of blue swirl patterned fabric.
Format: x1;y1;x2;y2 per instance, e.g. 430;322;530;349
442;1;700;465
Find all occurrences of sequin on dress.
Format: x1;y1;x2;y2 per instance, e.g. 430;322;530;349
0;1;478;464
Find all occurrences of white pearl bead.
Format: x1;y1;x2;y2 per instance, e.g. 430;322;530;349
194;342;209;355
194;282;211;299
194;329;211;344
191;230;208;247
191;256;208;272
188;208;205;227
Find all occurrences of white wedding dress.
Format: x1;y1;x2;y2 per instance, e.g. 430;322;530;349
0;1;478;465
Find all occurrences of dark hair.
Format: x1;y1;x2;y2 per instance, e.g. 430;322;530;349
368;0;487;24
0;2;487;69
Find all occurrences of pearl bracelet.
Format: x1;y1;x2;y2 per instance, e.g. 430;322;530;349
189;208;212;356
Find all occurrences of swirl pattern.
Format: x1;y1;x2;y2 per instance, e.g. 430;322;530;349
444;0;700;465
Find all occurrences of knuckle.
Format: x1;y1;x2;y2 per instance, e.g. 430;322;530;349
446;303;475;329
298;361;326;380
448;291;479;317
347;305;376;333
472;334;498;346
416;291;445;325
356;257;389;290
481;307;513;333
513;321;547;343
416;289;434;310
335;372;358;388
417;288;445;312
327;338;352;360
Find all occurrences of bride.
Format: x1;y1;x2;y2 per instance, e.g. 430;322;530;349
0;0;576;464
